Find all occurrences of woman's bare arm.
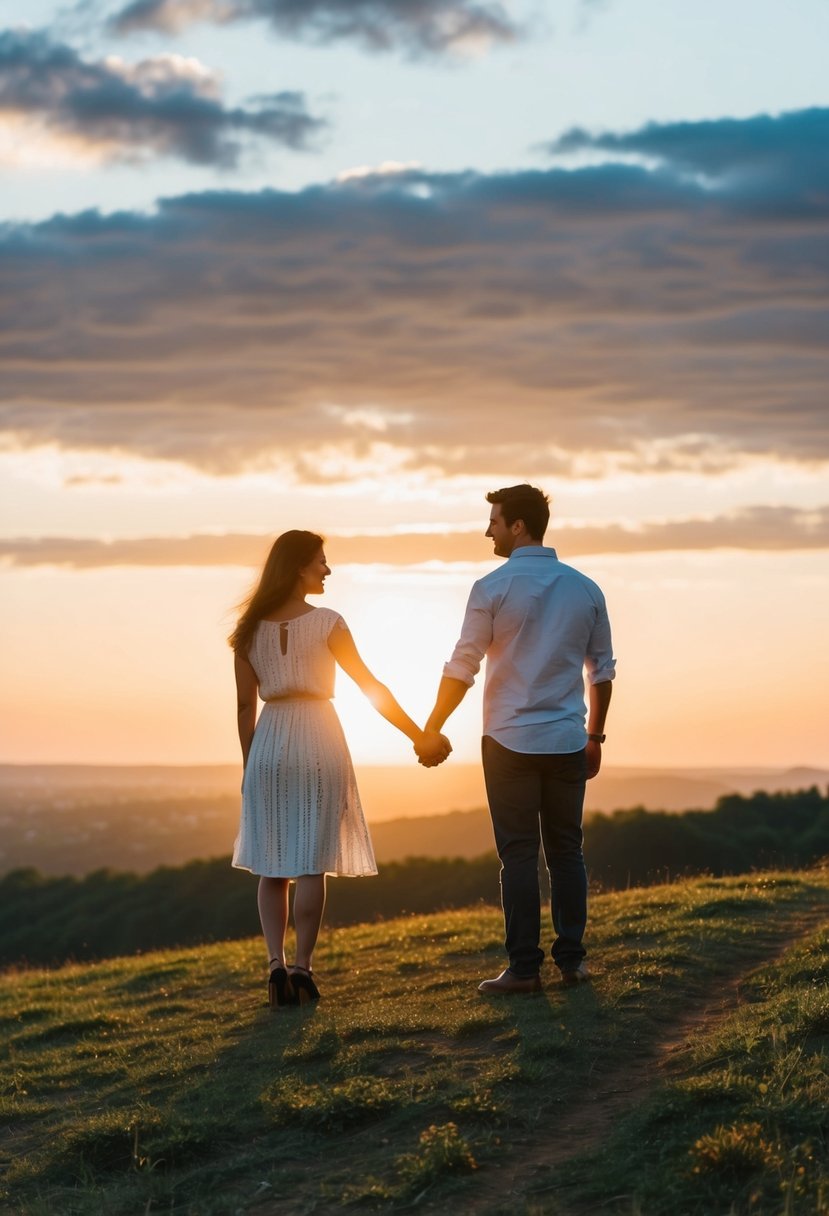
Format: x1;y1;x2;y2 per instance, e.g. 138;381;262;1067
234;650;259;770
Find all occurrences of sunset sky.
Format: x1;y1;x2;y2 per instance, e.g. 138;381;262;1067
1;0;828;771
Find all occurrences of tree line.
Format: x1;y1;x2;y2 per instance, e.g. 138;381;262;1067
2;787;827;968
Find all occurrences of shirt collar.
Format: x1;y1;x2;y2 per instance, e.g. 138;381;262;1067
508;545;558;560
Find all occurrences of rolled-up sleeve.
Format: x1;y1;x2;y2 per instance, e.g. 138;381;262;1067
442;584;493;687
584;596;616;685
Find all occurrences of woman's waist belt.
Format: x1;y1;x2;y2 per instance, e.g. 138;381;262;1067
264;693;330;703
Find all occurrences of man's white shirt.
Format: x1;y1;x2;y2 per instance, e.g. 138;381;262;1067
443;546;616;755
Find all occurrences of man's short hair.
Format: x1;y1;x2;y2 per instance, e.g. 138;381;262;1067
486;484;550;540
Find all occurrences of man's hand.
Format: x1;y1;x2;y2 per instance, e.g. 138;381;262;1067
585;739;602;779
415;730;452;768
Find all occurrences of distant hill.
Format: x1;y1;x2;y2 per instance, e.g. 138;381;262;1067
319;766;829;861
585;765;829;816
368;807;492;861
0;763;825;875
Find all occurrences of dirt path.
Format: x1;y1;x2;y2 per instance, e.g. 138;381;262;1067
415;907;828;1216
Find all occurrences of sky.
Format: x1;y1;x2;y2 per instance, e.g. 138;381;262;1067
1;0;828;771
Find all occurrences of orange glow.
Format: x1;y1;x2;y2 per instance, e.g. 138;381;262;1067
1;549;827;771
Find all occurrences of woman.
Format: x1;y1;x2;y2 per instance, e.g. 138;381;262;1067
229;530;449;1009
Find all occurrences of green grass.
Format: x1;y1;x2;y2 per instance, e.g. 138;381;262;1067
553;899;829;1216
1;870;828;1215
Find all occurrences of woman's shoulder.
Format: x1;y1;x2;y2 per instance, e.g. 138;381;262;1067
316;606;348;631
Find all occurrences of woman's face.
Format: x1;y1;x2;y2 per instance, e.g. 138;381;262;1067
299;547;331;596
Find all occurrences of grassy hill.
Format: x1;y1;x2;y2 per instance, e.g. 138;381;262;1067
2;870;828;1215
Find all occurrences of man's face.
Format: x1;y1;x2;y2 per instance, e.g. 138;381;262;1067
486;504;516;557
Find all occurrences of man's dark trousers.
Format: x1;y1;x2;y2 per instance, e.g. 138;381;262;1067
482;735;588;978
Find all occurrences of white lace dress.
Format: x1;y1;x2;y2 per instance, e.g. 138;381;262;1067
232;607;377;878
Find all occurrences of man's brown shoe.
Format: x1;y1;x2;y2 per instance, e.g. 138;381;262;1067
478;969;542;996
560;961;591;986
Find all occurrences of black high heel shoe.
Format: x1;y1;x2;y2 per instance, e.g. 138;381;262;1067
268;959;296;1010
289;965;320;1005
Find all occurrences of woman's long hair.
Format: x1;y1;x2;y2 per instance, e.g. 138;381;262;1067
228;530;324;655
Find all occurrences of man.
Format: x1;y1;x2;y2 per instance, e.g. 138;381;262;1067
423;484;615;993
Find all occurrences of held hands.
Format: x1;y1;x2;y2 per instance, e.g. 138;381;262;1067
415;729;452;768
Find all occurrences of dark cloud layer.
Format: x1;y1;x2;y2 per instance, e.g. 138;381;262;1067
0;29;324;166
3;507;827;568
111;0;519;57
1;108;828;473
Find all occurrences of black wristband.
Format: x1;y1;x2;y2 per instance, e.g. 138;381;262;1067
587;733;606;743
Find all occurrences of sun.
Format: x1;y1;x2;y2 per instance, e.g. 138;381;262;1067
325;566;484;765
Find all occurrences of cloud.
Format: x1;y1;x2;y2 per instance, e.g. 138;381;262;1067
548;108;829;198
3;507;827;568
110;0;520;57
0;28;325;167
1;108;828;474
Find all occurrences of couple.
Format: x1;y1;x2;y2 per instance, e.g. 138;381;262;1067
230;484;615;1009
